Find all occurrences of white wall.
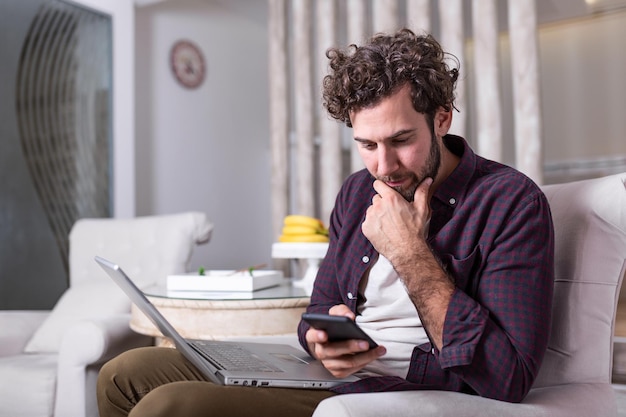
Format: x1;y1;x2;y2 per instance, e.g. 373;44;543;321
135;0;273;271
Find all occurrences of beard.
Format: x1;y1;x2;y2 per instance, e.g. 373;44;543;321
377;130;441;202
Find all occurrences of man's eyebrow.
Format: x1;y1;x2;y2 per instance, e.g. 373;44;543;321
353;129;415;142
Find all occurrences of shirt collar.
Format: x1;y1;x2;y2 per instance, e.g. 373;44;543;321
432;135;477;208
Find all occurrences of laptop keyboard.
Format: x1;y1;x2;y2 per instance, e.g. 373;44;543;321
192;341;282;372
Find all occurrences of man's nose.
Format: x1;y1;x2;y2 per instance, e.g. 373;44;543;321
377;147;398;176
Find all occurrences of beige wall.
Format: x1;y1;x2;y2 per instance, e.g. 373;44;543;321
540;12;626;162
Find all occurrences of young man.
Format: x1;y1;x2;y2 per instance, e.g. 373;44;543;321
97;29;554;417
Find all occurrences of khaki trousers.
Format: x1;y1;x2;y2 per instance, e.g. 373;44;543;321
97;346;336;417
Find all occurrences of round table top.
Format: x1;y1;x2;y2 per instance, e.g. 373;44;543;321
131;283;310;341
142;282;310;302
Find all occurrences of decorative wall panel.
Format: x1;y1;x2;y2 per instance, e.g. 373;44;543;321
0;0;112;309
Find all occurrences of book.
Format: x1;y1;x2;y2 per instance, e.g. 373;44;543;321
166;270;284;292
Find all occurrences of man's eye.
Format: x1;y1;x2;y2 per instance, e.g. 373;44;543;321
361;142;376;150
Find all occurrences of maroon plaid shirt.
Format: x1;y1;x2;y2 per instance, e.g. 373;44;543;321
298;135;554;402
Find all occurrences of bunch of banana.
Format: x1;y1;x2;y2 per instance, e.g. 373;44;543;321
278;215;329;243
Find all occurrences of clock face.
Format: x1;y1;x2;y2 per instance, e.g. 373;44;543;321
170;40;206;89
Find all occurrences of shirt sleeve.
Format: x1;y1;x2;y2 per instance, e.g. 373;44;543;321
438;190;555;402
297;188;348;354
297;170;374;354
297;237;344;354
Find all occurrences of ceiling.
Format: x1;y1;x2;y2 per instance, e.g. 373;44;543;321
133;0;626;29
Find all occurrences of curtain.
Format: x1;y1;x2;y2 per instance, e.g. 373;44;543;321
268;0;543;238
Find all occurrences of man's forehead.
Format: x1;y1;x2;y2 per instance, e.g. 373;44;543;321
350;108;428;138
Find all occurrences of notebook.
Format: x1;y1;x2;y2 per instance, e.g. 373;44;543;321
95;256;359;389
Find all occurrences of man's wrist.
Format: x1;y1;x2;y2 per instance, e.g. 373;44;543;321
390;239;455;350
386;237;430;270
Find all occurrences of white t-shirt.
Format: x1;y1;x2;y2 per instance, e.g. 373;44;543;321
355;255;429;378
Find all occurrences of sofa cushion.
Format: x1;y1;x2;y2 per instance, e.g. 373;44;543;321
534;173;626;387
312;382;618;417
0;354;57;416
24;282;129;353
0;311;49;356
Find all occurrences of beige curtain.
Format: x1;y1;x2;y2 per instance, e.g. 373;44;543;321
472;0;503;162
268;0;543;239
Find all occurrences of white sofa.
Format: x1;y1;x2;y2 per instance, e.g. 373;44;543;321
0;212;212;417
308;172;626;416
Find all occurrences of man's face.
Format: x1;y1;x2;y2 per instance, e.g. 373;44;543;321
351;85;442;202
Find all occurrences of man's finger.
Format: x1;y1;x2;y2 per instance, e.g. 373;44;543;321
305;328;328;344
372;179;395;197
321;345;387;378
413;177;433;203
328;304;355;320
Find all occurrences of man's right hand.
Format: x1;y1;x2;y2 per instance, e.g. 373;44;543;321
305;304;387;378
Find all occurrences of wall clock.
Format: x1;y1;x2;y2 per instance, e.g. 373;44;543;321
170;39;206;89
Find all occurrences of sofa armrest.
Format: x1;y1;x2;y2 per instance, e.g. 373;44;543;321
0;310;50;356
58;313;153;366
54;314;153;417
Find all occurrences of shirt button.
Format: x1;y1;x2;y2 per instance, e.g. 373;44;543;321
347;292;354;300
362;256;370;263
431;348;435;355
449;197;456;205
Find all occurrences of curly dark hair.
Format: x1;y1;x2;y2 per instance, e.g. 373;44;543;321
322;28;459;128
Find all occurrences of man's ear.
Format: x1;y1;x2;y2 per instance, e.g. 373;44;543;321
433;107;453;137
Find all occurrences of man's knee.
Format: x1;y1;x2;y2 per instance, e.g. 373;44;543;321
100;347;151;380
128;383;199;417
98;347;169;396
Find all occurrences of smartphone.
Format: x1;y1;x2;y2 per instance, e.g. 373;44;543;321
301;312;378;349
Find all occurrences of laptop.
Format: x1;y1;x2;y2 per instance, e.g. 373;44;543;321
95;256;359;389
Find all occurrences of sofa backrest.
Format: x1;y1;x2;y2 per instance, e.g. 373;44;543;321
69;211;213;289
533;172;626;388
22;212;213;353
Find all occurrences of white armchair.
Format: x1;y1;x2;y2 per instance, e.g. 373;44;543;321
0;212;213;417
311;173;626;416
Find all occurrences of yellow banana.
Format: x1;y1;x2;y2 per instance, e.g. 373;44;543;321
282;225;319;235
281;215;329;242
284;215;323;229
278;234;330;243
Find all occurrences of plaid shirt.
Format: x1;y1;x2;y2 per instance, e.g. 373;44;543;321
298;135;554;402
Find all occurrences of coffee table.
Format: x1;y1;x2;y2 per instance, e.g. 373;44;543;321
130;283;310;346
